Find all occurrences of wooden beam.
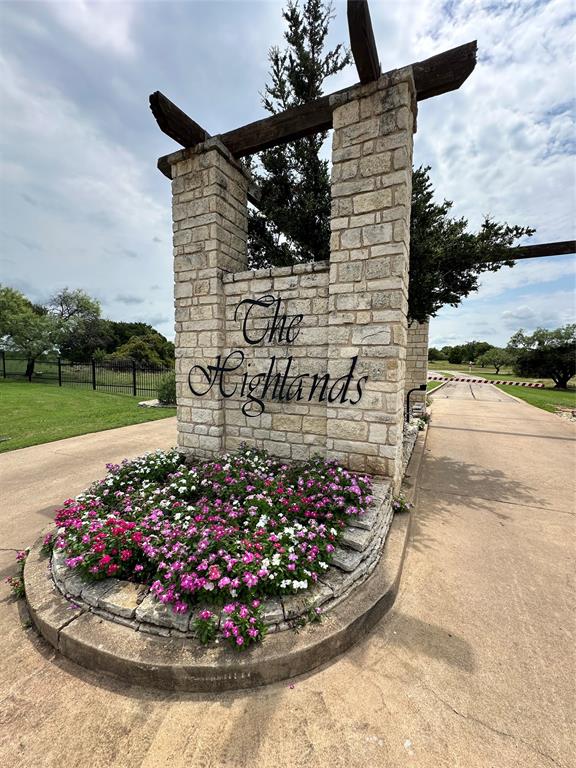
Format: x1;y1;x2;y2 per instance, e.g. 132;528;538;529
152;41;477;159
221;96;333;157
413;42;478;101
149;91;210;147
347;0;381;84
492;240;576;263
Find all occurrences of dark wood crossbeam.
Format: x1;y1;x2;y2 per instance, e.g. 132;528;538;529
152;40;477;168
413;42;478;101
347;0;381;84
493;240;576;262
150;91;210;147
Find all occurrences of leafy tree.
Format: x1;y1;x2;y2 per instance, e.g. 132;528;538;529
47;288;100;323
0;285;59;379
108;334;173;368
508;325;576;389
476;347;513;374
408;167;535;323
447;340;494;364
247;0;350;268
428;347;443;361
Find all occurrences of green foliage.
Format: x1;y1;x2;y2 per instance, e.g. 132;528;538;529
476;347;514;374
247;0;350;268
409;167;535;323
47;288;100;323
109;334;168;367
2;285;175;367
508;325;576;389
446;340;494;365
0;286;60;378
428;347;443;361
157;372;177;404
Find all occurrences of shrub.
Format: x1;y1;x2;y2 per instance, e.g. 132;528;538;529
157;372;176;405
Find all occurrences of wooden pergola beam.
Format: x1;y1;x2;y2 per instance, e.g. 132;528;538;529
493;240;576;262
347;0;380;84
152;40;477;169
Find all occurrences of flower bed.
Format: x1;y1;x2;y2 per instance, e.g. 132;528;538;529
52;448;373;648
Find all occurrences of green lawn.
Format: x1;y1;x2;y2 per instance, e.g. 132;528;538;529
427;380;444;391
0;380;176;452
494;384;576;414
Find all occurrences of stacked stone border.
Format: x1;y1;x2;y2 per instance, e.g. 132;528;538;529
23;427;427;692
48;481;392;638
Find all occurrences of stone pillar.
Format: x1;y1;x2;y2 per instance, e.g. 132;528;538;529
327;68;417;487
405;320;429;413
168;138;250;458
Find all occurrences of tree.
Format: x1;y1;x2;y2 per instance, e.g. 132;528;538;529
247;0;350;268
47;288;100;323
477;347;513;374
408;167;535;323
428;347;443;361
247;16;534;317
0;285;60;379
108;333;174;368
508;325;576;389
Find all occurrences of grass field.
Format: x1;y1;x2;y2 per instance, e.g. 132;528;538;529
427;380;444;392
494;384;576;414
429;360;574;388
0;380;176;453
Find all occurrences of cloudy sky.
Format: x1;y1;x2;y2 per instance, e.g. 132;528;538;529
0;0;574;346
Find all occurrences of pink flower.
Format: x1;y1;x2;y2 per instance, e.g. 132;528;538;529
208;565;221;581
198;609;213;620
236;636;244;646
243;572;258;587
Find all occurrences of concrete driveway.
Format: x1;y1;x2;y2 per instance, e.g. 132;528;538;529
0;392;574;767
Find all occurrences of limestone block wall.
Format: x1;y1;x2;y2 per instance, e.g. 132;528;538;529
170;139;250;458
221;262;330;461
327;68;417;485
167;70;417;485
405;321;429;408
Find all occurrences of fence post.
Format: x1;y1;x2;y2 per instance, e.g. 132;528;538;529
132;360;137;397
91;359;96;391
1;350;5;379
58;357;62;387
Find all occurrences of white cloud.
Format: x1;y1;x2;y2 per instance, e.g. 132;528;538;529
0;52;172;333
48;0;136;57
469;257;576;300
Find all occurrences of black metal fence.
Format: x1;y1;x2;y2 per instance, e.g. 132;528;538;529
0;351;172;398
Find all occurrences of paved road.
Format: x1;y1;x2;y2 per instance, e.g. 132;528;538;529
1;391;574;767
431;379;511;401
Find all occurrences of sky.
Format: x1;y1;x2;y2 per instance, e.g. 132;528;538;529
0;0;574;347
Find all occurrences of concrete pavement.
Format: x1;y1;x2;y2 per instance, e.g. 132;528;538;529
1;390;574;767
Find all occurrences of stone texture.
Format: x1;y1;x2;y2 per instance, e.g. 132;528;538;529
405;320;429;412
171;76;416;487
135;594;191;632
98;581;146;620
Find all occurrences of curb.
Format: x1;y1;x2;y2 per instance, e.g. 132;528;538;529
24;507;417;694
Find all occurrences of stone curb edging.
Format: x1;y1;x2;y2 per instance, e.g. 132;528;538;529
23;430;427;692
48;482;393;638
24;508;416;693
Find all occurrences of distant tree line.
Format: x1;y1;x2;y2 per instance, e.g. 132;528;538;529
0;285;174;380
428;324;575;388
